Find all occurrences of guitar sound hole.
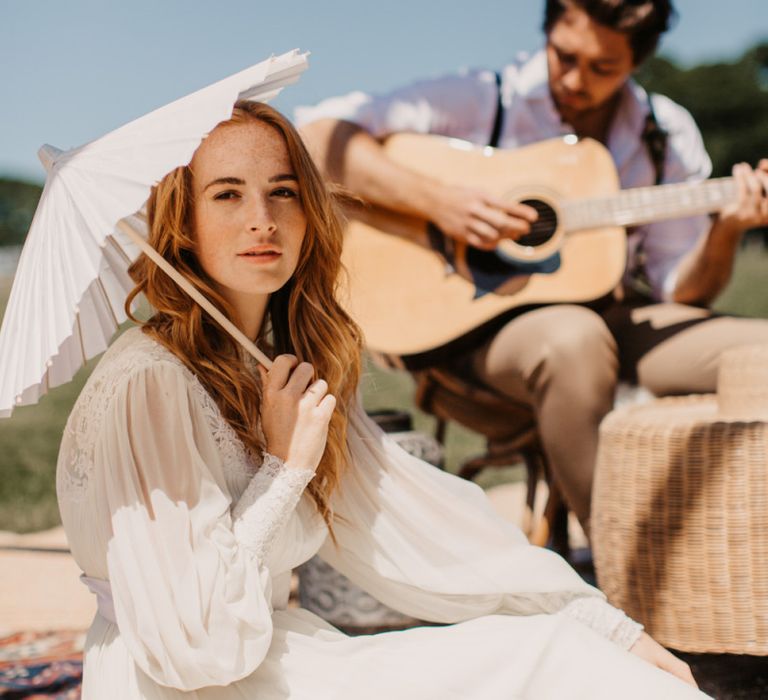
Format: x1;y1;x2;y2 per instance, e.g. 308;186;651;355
515;199;558;247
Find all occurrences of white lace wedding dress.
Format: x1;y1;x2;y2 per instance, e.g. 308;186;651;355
56;328;707;699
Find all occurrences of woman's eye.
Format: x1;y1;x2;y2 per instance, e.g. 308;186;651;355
272;187;298;199
213;190;239;201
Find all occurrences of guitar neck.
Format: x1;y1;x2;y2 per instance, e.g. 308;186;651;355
563;177;736;231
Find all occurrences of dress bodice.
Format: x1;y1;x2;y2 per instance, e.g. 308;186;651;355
57;327;327;603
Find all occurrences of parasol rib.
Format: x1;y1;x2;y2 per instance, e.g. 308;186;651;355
95;276;121;330
116;220;273;369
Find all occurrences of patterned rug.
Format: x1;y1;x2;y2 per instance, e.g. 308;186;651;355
0;631;83;699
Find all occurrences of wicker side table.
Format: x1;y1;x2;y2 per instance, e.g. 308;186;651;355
592;395;768;654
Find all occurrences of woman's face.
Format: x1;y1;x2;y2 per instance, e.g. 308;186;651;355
190;119;307;322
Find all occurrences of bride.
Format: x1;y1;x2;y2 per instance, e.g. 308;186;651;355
56;100;705;698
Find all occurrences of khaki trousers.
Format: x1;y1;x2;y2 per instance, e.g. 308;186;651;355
466;302;768;533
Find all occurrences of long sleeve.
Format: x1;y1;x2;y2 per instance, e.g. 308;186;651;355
97;361;309;690
319;405;641;647
232;452;315;561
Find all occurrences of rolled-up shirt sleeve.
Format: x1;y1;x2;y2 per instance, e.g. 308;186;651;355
294;69;499;142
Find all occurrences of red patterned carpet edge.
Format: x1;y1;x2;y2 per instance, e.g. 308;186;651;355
0;630;83;699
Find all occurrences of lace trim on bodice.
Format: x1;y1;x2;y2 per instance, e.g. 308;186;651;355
58;329;259;502
560;597;644;650
232;452;315;561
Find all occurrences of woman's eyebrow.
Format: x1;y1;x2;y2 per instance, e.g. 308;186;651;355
204;176;245;191
203;174;297;190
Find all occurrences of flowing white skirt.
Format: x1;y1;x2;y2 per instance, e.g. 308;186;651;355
82;608;708;699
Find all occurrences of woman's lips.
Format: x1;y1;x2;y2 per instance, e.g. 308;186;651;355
238;250;282;263
238;244;282;263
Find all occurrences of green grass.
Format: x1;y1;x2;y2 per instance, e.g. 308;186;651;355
1;245;766;533
712;243;768;318
0;275;104;531
359;355;510;484
0;363;95;532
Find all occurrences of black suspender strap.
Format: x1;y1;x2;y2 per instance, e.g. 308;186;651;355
488;71;505;148
627;92;670;299
642;93;668;186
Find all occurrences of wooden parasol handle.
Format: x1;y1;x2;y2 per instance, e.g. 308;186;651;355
117;219;274;369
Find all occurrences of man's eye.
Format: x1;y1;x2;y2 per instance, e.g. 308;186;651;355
557;49;576;65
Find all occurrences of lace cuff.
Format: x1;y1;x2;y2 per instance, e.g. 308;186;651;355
560;596;644;650
232;452;315;561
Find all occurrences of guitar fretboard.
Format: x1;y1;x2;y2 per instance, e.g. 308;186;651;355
562;177;736;231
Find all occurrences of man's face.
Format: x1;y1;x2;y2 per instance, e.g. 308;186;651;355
546;5;636;121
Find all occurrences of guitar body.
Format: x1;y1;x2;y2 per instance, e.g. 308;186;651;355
339;134;627;358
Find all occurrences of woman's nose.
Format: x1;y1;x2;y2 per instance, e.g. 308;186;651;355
248;199;277;234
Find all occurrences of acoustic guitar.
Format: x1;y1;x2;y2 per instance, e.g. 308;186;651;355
338;133;737;363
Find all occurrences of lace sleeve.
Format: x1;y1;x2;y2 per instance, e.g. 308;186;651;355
232;453;315;561
559;596;644;650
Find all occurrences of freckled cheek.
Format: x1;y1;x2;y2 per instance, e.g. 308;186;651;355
195;227;228;277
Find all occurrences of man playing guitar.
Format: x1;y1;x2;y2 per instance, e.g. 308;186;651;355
297;0;768;535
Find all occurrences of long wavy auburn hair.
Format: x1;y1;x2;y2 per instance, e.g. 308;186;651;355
126;101;362;529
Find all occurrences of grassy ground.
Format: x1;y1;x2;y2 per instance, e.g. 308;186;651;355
0;246;766;532
711;241;768;317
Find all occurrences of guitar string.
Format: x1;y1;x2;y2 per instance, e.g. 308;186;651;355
563;178;735;231
504;178;736;246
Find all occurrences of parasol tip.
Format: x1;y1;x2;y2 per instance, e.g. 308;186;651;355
38;144;65;172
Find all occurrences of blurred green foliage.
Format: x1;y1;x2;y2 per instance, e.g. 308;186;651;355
0;178;42;247
637;42;768;178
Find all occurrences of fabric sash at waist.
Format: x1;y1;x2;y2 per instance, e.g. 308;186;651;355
80;575;117;625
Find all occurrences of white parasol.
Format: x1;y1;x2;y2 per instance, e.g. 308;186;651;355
0;50;308;418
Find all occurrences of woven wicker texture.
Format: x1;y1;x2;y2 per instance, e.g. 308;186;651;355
717;344;768;420
593;392;768;654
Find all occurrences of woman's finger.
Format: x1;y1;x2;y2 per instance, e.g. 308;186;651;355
316;393;337;418
284;361;315;395
663;657;697;688
303;379;329;403
267;354;298;390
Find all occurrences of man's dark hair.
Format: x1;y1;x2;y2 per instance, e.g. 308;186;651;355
543;0;677;65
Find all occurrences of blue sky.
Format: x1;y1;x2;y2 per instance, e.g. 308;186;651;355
2;0;766;181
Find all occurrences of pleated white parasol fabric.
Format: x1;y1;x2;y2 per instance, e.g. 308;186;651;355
0;50;308;418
